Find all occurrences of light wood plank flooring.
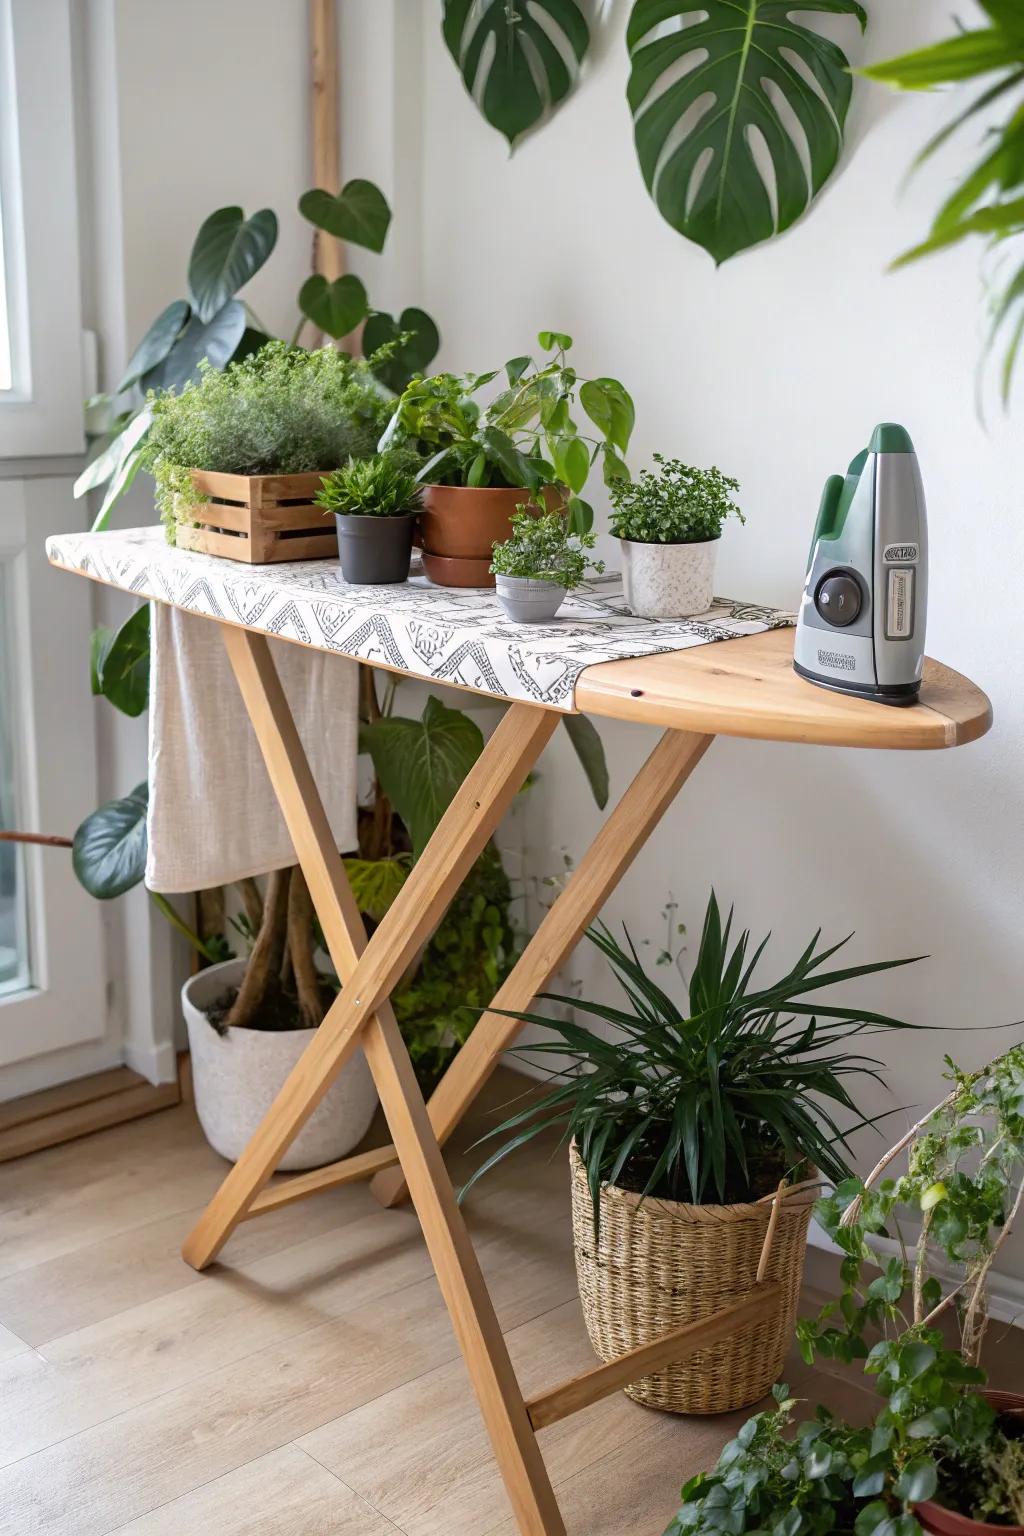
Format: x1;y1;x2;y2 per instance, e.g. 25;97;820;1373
0;1070;1020;1535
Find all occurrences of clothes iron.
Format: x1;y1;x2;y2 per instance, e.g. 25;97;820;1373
794;423;928;706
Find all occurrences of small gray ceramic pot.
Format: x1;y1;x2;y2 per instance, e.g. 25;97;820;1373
336;512;415;584
495;573;567;623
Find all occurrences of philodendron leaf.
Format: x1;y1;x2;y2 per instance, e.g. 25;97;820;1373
443;0;591;148
142;302;246;393
626;0;867;264
298;274;369;340
187;206;278;322
561;713;609;809
117;301;190;393
94;604;150;718
299;180;392;252
72;782;149;900
359;696;484;859
363;308;441;393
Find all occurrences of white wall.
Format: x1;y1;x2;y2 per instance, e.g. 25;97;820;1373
391;3;1024;1277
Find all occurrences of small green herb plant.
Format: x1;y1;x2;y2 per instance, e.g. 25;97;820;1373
382;331;635;534
667;1043;1024;1536
609;455;744;545
489;510;603;589
464;892;922;1225
316;451;422;519
142;343;390;539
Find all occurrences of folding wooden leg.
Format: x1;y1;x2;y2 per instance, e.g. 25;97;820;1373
371;726;714;1208
182;629;566;1533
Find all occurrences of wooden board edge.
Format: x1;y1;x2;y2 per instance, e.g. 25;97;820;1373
0;1076;181;1162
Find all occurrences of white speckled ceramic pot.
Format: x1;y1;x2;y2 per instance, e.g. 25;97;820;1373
182;958;378;1169
620;537;719;620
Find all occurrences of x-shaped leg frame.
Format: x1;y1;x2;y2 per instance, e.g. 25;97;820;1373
182;627;784;1536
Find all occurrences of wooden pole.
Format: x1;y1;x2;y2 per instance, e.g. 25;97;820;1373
308;0;350;350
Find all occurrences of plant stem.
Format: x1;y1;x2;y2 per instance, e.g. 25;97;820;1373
225;867;290;1029
149;891;220;963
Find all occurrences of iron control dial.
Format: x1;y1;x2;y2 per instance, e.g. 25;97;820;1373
815;571;862;629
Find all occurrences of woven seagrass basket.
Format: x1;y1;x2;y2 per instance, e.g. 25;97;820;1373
570;1143;815;1415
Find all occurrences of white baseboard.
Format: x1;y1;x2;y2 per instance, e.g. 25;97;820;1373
122;1036;178;1087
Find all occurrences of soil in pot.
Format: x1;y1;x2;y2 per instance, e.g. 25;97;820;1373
336;511;414;584
917;1393;1024;1534
183;957;378;1171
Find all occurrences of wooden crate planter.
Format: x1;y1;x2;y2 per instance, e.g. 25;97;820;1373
175;470;337;564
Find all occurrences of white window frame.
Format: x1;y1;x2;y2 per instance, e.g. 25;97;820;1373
0;0;84;458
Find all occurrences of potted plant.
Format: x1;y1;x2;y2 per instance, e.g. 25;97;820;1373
608;455;745;620
490;509;604;622
381;330;635;587
465;893;921;1415
315;450;421;584
666;1042;1024;1535
140;341;393;563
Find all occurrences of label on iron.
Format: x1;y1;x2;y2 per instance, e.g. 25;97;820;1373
886;569;914;640
883;542;919;564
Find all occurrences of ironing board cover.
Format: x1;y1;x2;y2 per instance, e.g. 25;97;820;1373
46;527;795;711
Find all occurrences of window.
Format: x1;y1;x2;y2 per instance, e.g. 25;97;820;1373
0;197;11;393
0;564;27;996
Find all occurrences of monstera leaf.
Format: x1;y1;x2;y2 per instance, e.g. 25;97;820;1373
360;697;484;860
626;0;867;264
443;0;591;147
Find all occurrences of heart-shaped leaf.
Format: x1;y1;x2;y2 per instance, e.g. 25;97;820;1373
142;301;246;393
117;301;190;393
73;782;149;900
626;0;867;264
188;207;278;322
298;274;369;340
443;0;591;147
360;696;484;859
299;180;392;252
94;604;150;718
363;307;441;393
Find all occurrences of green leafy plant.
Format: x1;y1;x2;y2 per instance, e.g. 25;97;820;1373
141;343;390;538
442;0;591;148
489;510;603;588
626;1;867;264
863;7;1024;403
382;331;635;534
315;451;422;519
465;892;922;1222
75;178;439;531
609;456;744;545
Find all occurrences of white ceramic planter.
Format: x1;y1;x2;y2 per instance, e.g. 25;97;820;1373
182;957;378;1170
620;537;719;620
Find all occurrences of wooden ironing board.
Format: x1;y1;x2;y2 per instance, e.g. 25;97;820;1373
47;534;992;1536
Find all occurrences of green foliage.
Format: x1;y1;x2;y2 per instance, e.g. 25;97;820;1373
465;893;922;1223
561;713;609;811
864;10;1024;403
489;510;603;589
362;309;440;395
91;605;150;718
393;849;517;1091
442;0;590;148
360;695;485;860
382;332;634;534
342;854;412;921
143;302;247;394
609;456;744;545
141;342;390;535
627;1;867;265
187;207;278;323
72;782;149;900
315;451;422;519
299;180;392;253
297;274;369;342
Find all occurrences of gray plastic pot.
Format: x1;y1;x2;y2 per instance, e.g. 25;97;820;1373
495;573;567;623
336;512;415;584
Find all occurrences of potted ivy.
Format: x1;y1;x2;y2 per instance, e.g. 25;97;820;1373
608;455;745;620
316;450;421;584
466;893;920;1415
381;330;635;587
490;509;603;622
666;1042;1024;1535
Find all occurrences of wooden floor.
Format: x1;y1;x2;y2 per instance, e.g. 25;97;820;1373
0;1070;1021;1536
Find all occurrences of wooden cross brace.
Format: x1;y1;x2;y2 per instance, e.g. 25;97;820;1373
180;625;785;1536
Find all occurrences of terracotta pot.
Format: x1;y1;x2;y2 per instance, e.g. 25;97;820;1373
916;1391;1024;1535
417;484;561;587
420;550;495;589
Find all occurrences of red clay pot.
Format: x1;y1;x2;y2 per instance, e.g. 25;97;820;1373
417;484;562;588
915;1392;1024;1535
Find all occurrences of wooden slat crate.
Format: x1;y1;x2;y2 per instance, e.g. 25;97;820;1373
175;470;338;564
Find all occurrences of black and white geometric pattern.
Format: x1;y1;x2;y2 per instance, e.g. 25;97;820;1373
46;527;795;711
